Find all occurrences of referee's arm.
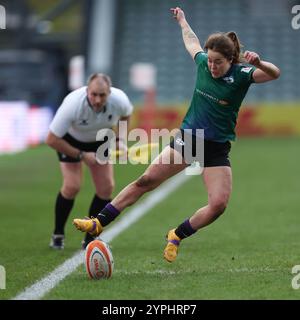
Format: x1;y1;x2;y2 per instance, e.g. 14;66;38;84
46;131;81;159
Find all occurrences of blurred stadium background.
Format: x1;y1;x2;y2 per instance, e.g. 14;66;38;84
0;0;300;152
1;0;300;301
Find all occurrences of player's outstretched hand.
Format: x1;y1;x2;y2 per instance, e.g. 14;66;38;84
170;7;186;24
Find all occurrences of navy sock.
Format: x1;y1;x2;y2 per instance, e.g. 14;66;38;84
54;192;74;235
174;219;197;239
89;195;111;217
96;203;120;227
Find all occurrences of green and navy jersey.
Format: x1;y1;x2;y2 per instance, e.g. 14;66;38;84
181;51;256;142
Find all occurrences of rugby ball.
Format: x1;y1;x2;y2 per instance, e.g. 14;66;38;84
85;240;114;279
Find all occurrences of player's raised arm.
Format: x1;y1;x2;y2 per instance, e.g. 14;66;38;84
244;50;280;83
171;7;203;59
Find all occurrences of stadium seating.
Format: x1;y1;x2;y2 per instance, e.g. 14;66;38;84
112;0;299;104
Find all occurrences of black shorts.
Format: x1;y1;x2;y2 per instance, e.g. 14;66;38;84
57;133;109;163
169;129;231;167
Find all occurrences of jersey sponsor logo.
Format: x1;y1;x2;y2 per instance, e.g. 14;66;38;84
241;67;253;73
196;89;219;103
222;76;234;84
196;89;229;106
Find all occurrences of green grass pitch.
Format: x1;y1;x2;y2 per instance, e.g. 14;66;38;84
0;137;299;300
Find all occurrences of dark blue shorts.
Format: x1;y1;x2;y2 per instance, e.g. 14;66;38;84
57;133;108;163
169;129;231;167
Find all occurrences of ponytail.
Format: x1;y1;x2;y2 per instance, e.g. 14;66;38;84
225;31;244;63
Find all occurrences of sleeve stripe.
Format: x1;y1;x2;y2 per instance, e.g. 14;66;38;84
194;51;205;61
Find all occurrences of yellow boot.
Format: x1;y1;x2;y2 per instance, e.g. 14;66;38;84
163;229;181;262
73;217;103;237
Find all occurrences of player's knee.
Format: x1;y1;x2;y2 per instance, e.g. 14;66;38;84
106;181;115;196
62;184;80;198
97;180;114;199
135;174;158;191
210;196;228;216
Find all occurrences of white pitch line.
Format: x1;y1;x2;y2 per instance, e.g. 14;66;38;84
13;172;190;300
